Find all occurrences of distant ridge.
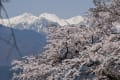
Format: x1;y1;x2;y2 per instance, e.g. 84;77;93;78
0;13;84;30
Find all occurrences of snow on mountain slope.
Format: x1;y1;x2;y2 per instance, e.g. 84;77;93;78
39;13;67;26
10;13;37;24
66;16;83;25
1;13;37;27
0;13;84;31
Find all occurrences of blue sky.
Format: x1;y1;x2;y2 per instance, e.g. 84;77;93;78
4;0;94;18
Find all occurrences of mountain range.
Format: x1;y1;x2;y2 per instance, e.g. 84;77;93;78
0;13;84;32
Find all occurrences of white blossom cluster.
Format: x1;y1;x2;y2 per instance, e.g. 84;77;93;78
11;25;120;80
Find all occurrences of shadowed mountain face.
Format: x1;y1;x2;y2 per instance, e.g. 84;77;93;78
0;25;46;66
0;66;12;80
0;25;46;80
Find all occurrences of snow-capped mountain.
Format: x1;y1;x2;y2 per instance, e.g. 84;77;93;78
1;13;37;26
0;13;83;32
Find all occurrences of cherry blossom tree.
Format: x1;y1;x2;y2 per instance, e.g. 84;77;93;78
11;0;120;80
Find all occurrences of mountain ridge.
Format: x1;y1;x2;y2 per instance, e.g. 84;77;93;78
0;13;84;29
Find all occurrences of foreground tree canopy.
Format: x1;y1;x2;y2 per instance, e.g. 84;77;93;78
11;0;120;80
